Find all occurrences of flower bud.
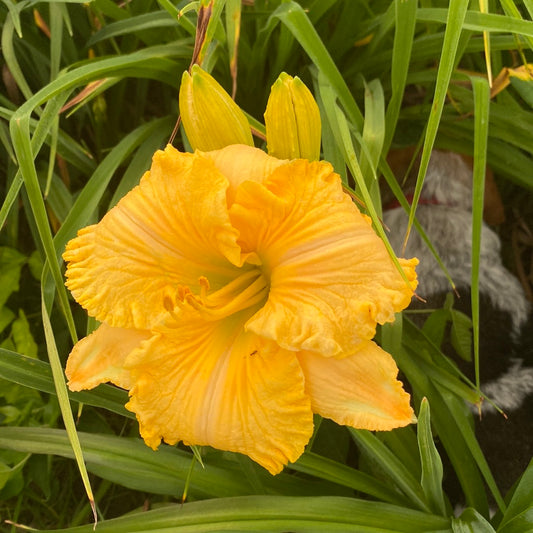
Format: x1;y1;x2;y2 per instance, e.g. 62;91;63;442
179;65;253;151
264;73;321;161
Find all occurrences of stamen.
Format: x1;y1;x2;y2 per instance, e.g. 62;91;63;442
207;268;263;304
163;295;174;312
165;269;269;322
199;276;210;304
219;274;268;315
163;294;182;322
191;269;268;320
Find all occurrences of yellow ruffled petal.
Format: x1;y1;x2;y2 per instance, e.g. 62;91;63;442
230;158;417;356
201;144;286;206
124;310;313;474
179;65;253;151
66;323;150;391
265;73;321;161
64;145;243;329
298;341;415;430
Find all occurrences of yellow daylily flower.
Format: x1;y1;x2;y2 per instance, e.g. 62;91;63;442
179;65;254;151
64;143;418;475
264;72;321;161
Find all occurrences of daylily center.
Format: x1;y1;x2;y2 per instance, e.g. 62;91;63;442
171;268;269;322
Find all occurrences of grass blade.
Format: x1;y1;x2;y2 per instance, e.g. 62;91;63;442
0;93;73;231
470;76;491;391
9;116;77;341
384;0;417;152
41;290;97;525
405;0;469;247
1;12;36;105
417;8;533;39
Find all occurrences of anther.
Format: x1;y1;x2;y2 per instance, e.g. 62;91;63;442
163;294;183;322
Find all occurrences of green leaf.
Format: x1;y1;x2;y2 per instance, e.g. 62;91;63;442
406;0;470;243
86;11;179;47
437;124;533;190
497;460;533;533
0;427;331;500
28;250;43;281
360;78;386;207
290;451;411;506
0;338;15;352
0;405;21;424
41;172;74;225
10;310;38;358
417;8;533;39
379;427;422;485
93;0;130;21
349;428;430;513
509;77;533;109
470;75;491;388
0;459;14;491
0;457;25;500
449;309;473;362
417;398;447;516
12;44;189;125
0;246;26;309
452;508;496;532
10;114;78;342
0;348;132;418
27;494;453;532
384;0;417;152
2;13;35;103
399;320;481;404
390;326;490;514
0;307;16;335
0;453;30;491
1;0;26;38
314;78;347;183
0;93;93;237
41;291;97;524
400;320;504;511
422;309;450;349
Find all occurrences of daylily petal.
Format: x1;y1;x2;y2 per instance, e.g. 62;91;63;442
230;158;418;356
66;323;150;391
298;340;414;430
64;145;243;329
201;144;286;206
124;310;313;474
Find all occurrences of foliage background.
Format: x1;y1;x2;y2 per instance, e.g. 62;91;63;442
0;0;532;531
